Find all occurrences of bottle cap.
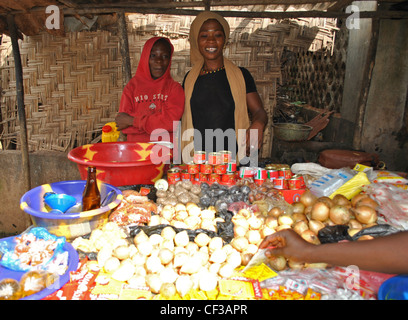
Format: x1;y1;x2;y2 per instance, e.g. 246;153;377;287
102;125;112;133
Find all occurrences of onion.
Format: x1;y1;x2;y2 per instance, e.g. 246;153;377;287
230;237;249;252
247;216;263;230
146;273;163;294
208;237;223;253
292;202;306;215
174;230;189;247
293;220;309;235
173;252;189;268
260;226;275;238
246;230;261;245
145;255;164;274
245;244;259;255
127;275;147;288
194;233;211;247
355;196;379;210
352;205;377;224
131;252;147;266
199;271;218;291
161;226;176;241
292;212;308;223
233;217;250;230
185;242;199;255
300;190;317;207
278;214;294;226
137;241;153;256
317;196;334;208
241;253;254;266
268;255;287;271
158;248;174;265
175;275;193;297
104;256;120;273
134;230;149;246
351;193;369;207
112;260;136;282
329;205;351;225
357;235;374;241
348;228;361;237
301;230;320;245
311;202;330;222
332;194;351;207
234;225;248;238
308;220;325;234
287;258;304;270
268;207;283;218
218;263;235;278
238;208;251;218
348;219;363;230
265;216;278;229
159;267;179;284
226;251;242;269
160;283;176;298
209;248;227;264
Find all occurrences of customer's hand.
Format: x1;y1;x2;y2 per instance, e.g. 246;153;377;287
115;112;134;131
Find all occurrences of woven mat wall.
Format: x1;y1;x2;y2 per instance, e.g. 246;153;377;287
0;13;338;158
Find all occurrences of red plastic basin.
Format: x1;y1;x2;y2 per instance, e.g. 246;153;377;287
68;142;171;187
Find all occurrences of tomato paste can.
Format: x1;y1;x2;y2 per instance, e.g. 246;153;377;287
214;164;227;175
181;170;191;182
273;177;287;190
254;179;265;186
198;173;208;183
200;163;213;174
187;162;199;174
288;177;302;190
267;169;279;180
167;168;181;184
292;174;306;189
226;161;237;173
194;150;206;164
208;152;221;165
219;150;232;164
221;173;236;185
254;167;267;180
279;168;293;179
239;167;254;179
208;173;221;184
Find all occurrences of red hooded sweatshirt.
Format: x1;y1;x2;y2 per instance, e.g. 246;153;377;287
118;37;185;143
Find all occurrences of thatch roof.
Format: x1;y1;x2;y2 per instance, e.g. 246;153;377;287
0;0;407;37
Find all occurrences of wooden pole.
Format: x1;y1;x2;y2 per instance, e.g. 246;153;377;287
117;11;132;86
6;14;31;191
352;18;380;151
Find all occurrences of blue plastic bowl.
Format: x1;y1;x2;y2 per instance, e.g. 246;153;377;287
378;275;408;300
43;193;77;213
20;180;123;241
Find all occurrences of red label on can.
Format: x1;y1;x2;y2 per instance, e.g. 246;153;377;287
221;173;236;184
273;178;288;190
200;163;213;174
181;170;191;182
227;162;237;173
167;169;181;184
254;179;265;186
208;173;221;184
239;167;254;178
198;173;208;183
208;152;221;165
194;151;206;164
267;169;279;180
187;162;199;174
288;178;302;190
214;164;227;175
279;168;293;179
254;168;267;180
219;150;232;164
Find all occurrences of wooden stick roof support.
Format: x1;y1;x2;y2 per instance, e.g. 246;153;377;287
117;11;132;86
6;14;32;228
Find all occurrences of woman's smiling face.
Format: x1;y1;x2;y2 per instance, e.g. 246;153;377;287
197;19;226;63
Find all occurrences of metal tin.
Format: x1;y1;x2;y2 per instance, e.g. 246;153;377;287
181;170;191;182
198;173;208;183
208;152;221;165
221;173;236;184
214;164;227;175
219;150;232;164
254;167;267;180
288;177;302;190
200;163;213;174
226;161;237;173
208;173;221;184
267;169;279;180
167;168;181;184
194;151;206;164
239;167;255;179
187;162;199;174
273;178;288;190
279;168;293;179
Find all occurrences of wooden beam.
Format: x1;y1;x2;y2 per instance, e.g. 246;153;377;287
6;14;32;227
327;0;356;12
62;7;408;19
353;18;380;151
117;11;132;86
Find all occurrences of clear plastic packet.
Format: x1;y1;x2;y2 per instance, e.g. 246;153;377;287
0;227;67;273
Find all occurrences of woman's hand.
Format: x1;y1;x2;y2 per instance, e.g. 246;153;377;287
259;229;314;263
115;112;134;131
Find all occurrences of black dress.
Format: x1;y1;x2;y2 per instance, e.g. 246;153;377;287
183;67;257;155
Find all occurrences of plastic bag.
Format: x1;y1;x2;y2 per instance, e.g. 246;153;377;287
0;227;66;272
329;171;371;200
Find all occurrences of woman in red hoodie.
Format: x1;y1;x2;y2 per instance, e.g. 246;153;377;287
115;37;185;144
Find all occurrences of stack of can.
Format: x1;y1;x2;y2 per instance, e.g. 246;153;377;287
167;150;238;185
238;164;305;190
